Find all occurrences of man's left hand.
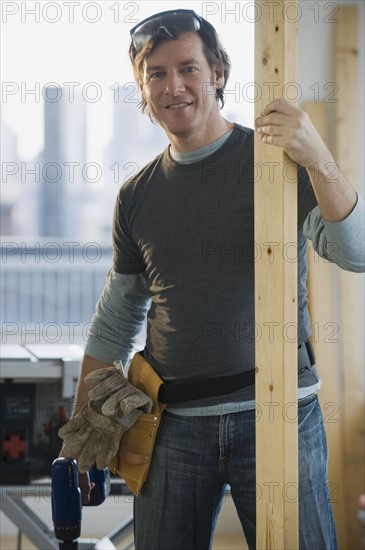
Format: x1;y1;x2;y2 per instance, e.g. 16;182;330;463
255;98;331;168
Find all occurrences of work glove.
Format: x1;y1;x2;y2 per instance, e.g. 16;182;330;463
58;362;152;472
58;400;134;472
85;361;153;418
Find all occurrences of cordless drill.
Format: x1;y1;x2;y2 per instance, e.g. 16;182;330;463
51;458;111;549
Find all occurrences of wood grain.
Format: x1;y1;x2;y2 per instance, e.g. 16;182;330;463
254;1;299;547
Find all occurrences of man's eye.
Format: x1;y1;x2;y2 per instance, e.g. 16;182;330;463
184;66;197;73
151;72;164;79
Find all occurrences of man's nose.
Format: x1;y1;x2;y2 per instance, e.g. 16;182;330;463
164;72;185;96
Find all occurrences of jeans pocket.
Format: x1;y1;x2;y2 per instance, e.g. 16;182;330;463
298;392;318;408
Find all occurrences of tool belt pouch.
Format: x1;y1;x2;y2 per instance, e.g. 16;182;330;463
108;353;166;496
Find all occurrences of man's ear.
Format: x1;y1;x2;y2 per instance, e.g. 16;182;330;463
214;66;224;89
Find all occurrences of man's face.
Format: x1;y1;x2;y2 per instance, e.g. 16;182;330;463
140;32;224;151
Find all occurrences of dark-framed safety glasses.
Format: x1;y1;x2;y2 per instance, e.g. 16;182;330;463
130;9;203;51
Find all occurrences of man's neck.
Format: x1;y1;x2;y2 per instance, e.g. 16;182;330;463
170;127;234;165
169;118;234;154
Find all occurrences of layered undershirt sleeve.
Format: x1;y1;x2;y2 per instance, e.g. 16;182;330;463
303;194;365;272
84;269;150;368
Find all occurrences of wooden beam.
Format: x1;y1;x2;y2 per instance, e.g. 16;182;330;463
254;1;298;548
335;6;364;549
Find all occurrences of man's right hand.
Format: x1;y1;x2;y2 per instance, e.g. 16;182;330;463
59;447;95;505
78;470;95;505
57;355;110;503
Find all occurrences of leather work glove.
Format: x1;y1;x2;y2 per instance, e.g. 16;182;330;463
58;401;132;472
85;361;153;418
58;362;152;472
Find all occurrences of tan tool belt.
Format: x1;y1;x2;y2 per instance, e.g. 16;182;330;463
108;353;166;496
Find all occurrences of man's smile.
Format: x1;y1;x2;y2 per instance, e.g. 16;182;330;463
165;101;194;109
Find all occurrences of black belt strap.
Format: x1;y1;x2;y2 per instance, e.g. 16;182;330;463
157;340;315;405
158;369;255;404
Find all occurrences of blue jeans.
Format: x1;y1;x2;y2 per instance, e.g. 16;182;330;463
134;394;338;550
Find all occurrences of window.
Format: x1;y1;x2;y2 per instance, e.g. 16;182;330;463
1;1;254;344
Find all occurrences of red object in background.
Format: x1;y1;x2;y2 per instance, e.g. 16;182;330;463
44;406;67;435
3;435;27;461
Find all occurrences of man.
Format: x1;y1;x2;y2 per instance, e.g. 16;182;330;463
61;9;364;550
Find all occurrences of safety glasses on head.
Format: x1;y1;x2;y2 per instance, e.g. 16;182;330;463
130;9;203;51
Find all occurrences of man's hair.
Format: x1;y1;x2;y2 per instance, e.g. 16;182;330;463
129;17;231;114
